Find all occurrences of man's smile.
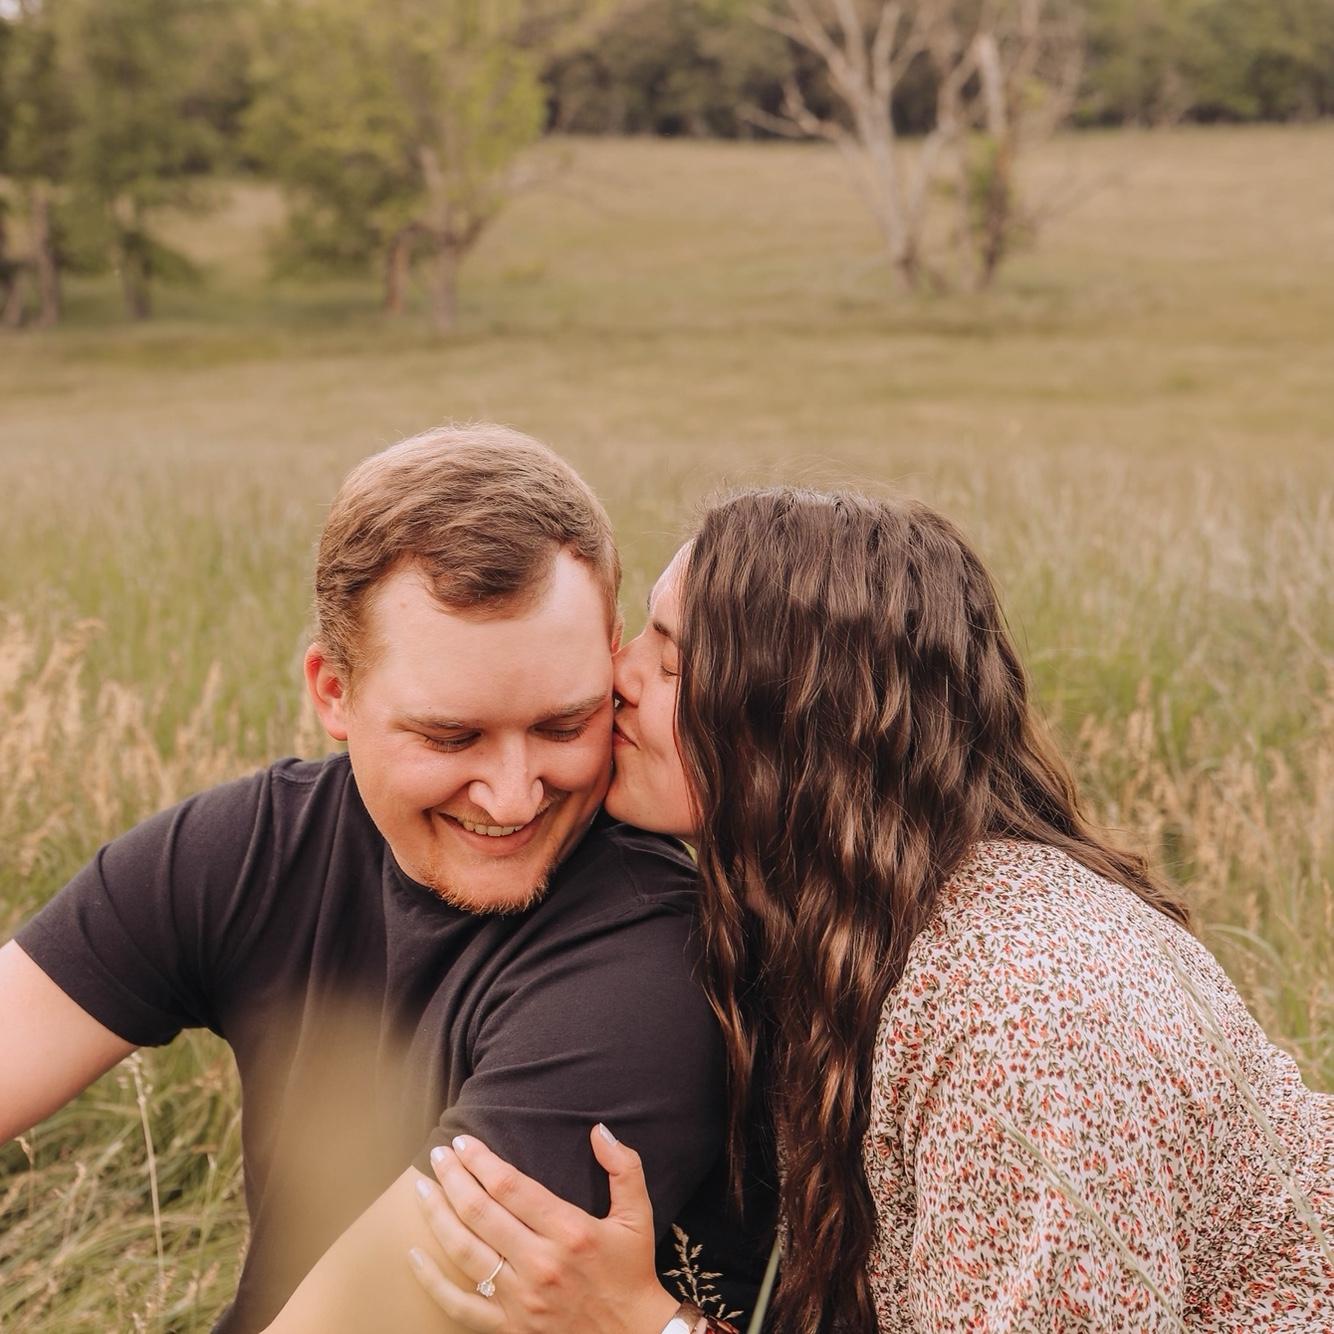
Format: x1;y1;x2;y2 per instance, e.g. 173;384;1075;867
456;816;527;837
434;799;561;856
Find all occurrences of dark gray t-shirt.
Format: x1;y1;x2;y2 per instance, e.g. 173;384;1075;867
16;754;767;1331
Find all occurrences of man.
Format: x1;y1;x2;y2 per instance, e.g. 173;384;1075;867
0;425;765;1331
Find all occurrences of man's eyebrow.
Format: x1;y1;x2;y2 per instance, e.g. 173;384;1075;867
540;691;612;722
401;713;477;731
402;692;609;731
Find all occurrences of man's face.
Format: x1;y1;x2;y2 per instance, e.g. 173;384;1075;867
307;552;614;913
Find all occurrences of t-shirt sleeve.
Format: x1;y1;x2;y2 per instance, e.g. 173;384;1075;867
13;770;275;1047
417;902;727;1236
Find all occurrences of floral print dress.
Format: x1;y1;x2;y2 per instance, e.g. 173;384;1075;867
863;840;1333;1330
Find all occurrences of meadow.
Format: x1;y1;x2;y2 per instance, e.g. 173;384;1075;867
1;124;1332;1328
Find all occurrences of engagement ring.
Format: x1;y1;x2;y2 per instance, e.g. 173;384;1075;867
476;1257;505;1299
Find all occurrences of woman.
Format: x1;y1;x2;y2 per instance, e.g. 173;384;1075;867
408;489;1333;1332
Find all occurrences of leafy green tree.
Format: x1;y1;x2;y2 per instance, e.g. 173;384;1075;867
57;0;239;319
1189;0;1334;120
0;0;75;326
1082;0;1334;124
1;0;244;325
544;0;793;136
248;0;551;332
539;0;1334;137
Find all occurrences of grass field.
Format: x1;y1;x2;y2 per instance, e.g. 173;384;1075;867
2;125;1332;1328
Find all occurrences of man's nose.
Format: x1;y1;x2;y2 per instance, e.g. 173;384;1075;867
468;742;545;827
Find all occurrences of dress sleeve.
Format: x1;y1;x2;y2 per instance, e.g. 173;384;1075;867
899;972;1189;1330
416;902;727;1236
12;770;273;1045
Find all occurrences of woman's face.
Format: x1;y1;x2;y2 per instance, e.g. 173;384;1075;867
605;546;699;840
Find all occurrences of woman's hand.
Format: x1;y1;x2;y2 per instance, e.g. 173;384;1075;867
408;1122;681;1334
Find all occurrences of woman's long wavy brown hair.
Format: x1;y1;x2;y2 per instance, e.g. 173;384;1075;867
674;489;1190;1334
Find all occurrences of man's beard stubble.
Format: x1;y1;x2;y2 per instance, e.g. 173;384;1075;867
426;861;557;916
419;789;604;915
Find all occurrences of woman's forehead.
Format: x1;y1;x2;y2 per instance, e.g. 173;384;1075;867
649;542;691;613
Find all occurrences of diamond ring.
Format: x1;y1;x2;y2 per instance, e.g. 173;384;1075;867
476;1257;505;1299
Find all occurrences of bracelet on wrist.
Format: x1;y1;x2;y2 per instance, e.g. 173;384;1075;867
661;1301;741;1334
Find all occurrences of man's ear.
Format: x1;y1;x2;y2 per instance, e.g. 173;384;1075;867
304;643;351;741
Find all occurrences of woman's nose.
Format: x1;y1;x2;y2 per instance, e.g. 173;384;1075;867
612;642;640;706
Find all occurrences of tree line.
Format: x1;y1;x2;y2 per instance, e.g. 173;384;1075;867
2;0;1332;331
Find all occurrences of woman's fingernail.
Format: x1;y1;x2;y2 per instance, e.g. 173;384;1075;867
596;1122;618;1145
452;1134;470;1153
408;1247;426;1270
415;1178;433;1200
430;1145;448;1168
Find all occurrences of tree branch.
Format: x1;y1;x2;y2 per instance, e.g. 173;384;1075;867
869;2;902;103
756;2;839;66
830;0;870;86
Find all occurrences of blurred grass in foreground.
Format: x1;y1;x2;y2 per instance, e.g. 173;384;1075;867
1;126;1331;1328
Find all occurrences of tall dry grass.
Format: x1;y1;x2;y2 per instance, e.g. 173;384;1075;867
0;615;325;927
1;478;1328;1328
0;617;327;1331
1;126;1331;1327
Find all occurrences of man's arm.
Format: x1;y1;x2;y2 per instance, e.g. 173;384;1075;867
265;858;728;1334
0;939;137;1142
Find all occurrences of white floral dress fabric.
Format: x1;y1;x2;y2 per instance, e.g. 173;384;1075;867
863;840;1333;1331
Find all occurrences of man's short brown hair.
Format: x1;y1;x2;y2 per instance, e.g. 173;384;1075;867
315;423;620;680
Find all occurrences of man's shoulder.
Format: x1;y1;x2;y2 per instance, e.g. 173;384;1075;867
239;750;355;801
92;752;372;908
174;752;358;832
500;817;700;957
554;814;699;920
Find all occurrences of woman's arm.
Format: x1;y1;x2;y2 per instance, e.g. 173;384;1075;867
264;1166;470;1333
410;1124;685;1334
893;992;1189;1331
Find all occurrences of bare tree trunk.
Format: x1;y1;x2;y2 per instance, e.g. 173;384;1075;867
944;137;975;290
837;133;916;292
120;246;152;320
755;3;937;292
418;145;460;333
757;0;1083;295
430;243;459;334
31;185;61;328
973;142;1013;288
972;32;1013;289
111;196;154;320
0;212;21;328
858;116;918;290
383;228;414;315
0;275;24;328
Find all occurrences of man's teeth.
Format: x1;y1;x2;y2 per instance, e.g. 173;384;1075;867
458;817;526;837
